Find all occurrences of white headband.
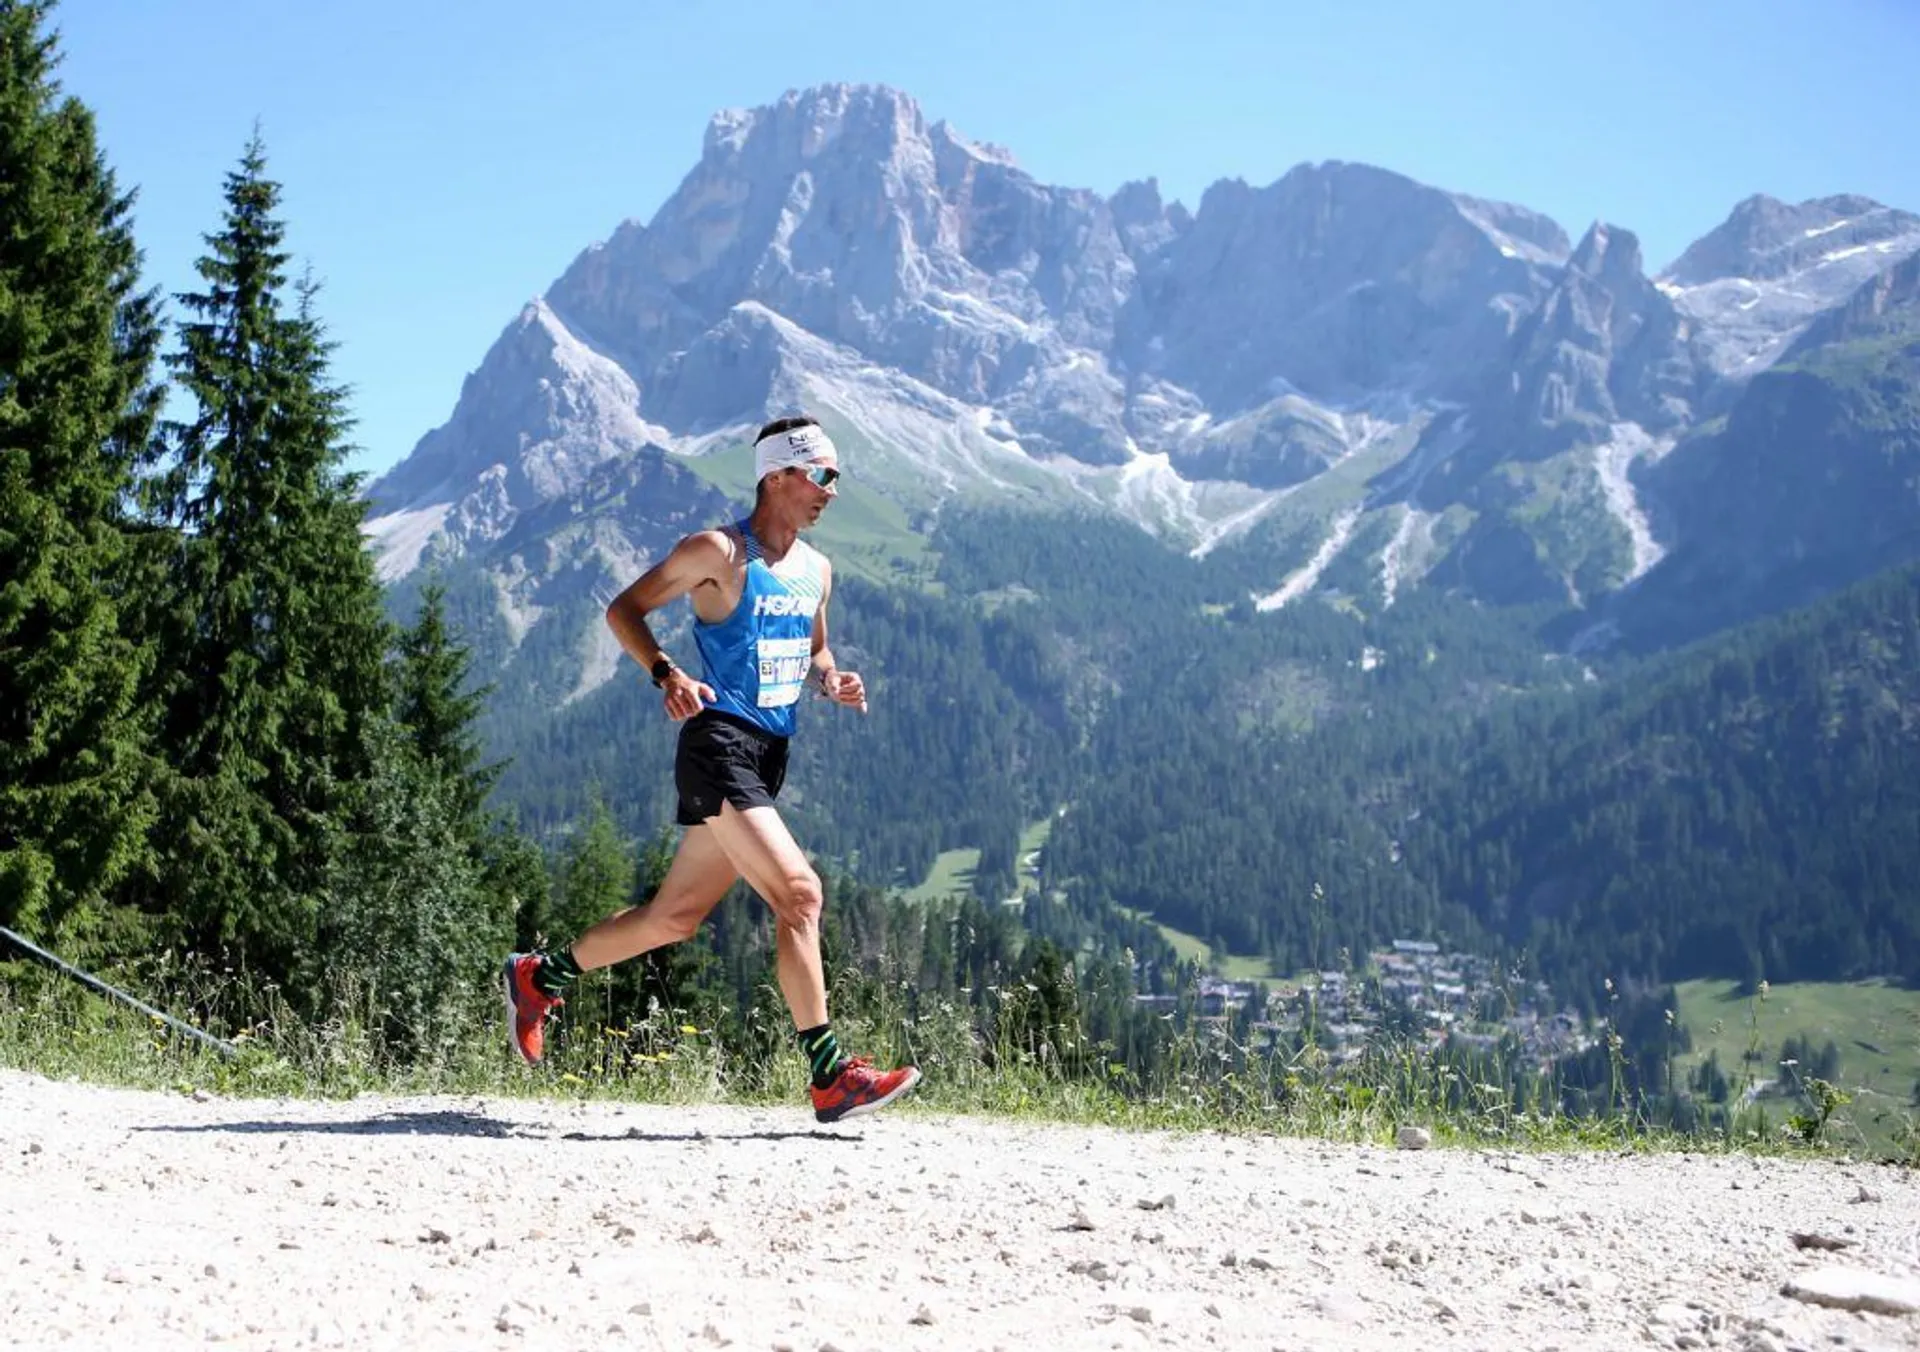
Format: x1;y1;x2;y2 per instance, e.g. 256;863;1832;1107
754;422;837;481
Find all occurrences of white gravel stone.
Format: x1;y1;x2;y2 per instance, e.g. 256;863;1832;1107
4;1069;1918;1350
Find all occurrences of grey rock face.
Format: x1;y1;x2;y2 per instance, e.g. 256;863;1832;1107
1788;247;1920;354
363;82;1918;648
1657;194;1920;376
1115;162;1567;413
1502;223;1698;454
375;300;655;511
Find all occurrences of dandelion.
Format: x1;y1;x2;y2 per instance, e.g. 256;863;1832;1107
678;1025;700;1036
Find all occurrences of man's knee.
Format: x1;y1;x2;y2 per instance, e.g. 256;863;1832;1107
768;868;824;928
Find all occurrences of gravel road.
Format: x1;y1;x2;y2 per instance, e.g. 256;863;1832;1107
3;1070;1916;1350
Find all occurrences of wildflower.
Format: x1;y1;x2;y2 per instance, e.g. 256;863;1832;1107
679;1025;700;1036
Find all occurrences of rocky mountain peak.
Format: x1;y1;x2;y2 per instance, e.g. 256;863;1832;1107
702;83;930;165
1656;194;1920;377
365;87;1919;664
1568;221;1645;282
1661;193;1916;286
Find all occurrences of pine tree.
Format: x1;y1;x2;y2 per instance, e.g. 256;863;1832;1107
394;577;501;822
138;135;391;987
318;718;506;1059
550;790;633;946
0;1;165;939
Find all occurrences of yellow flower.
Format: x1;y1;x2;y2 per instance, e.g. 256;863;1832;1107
679;1025;700;1036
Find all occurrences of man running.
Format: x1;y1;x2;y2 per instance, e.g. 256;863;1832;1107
501;415;921;1123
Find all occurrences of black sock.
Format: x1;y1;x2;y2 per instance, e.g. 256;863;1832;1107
533;948;582;998
798;1024;845;1089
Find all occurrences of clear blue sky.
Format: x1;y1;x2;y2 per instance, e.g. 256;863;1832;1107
51;0;1920;480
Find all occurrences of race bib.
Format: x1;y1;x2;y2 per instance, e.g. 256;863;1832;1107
756;636;812;708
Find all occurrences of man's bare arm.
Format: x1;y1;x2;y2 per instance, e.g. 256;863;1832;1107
605;530;733;673
809;562;866;712
810;559;835;677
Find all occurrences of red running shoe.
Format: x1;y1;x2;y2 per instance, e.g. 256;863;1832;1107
810;1057;922;1123
502;954;562;1065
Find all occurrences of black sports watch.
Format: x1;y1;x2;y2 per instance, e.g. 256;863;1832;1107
649;657;678;687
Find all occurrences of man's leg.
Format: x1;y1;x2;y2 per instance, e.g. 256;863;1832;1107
700;802;828;1027
505;826;737;1064
570;824;739;971
701;801;920;1122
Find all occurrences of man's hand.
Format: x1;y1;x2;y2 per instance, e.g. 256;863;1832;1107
661;669;714;721
820;668;867;714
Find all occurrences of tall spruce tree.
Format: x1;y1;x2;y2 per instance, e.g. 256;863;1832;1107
305;574;520;1054
0;1;165;939
140;136;391;985
394;578;501;823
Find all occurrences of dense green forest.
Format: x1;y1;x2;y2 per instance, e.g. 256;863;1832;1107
493;498;1920;1006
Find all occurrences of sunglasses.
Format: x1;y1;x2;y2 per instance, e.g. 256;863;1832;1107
793;464;840;489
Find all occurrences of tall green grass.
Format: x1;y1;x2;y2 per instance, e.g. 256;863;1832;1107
6;952;1908;1162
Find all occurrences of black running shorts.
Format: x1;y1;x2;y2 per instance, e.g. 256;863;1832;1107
674;709;791;826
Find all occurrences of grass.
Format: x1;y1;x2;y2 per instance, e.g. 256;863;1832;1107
1015;817;1052;893
1673;977;1920;1159
898;817;1055;905
899;847;981;904
2;955;1903;1162
1117;908;1289;980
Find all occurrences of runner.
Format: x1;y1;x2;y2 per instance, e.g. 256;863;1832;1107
502;415;920;1123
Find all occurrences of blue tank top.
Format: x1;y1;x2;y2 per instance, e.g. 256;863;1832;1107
691;519;826;738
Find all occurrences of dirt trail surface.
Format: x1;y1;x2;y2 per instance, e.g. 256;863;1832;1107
4;1070;1918;1351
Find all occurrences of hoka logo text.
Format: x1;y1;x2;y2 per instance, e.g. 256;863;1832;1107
754;593;816;618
